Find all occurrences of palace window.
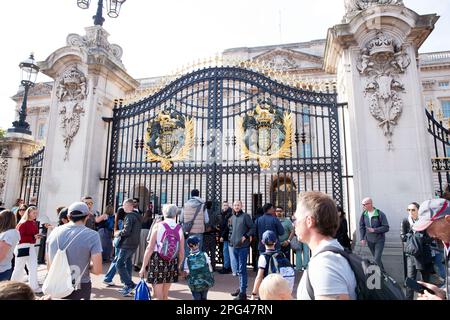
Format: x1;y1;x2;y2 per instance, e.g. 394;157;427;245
442;101;450;118
438;81;449;88
301;143;312;158
302;107;310;124
37;123;46;140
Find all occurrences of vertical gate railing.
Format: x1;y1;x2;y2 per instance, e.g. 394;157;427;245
426;109;450;196
20;147;45;205
337;102;354;240
104;66;346;265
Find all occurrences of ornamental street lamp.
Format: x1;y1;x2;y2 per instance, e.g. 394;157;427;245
77;0;126;26
8;53;40;135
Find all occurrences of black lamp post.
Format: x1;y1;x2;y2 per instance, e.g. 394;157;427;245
8;53;40;135
77;0;126;26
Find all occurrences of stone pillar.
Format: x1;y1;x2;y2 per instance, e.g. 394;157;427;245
324;2;439;244
37;26;138;222
0;133;40;208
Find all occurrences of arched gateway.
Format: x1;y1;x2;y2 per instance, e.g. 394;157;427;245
104;67;344;217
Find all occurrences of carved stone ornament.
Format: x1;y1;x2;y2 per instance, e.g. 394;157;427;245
56;65;88;161
344;0;404;22
0;147;9;203
66;26;124;68
357;31;411;150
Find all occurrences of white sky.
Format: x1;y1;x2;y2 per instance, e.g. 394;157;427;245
0;0;449;131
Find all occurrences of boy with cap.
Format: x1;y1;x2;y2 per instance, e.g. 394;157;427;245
251;230;295;300
46;202;103;300
182;235;214;300
413;198;450;300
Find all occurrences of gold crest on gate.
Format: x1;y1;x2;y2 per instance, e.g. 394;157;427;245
237;102;293;169
145;109;194;171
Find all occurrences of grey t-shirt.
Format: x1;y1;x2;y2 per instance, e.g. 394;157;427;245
297;239;357;300
0;229;20;272
46;223;102;283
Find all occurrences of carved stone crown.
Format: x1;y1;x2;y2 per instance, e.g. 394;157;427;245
63;69;83;85
367;32;395;55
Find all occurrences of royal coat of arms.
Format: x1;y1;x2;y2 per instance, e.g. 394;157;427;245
145;109;194;171
237;102;293;169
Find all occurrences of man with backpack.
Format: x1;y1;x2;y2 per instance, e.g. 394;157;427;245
359;197;390;269
180;190;209;257
294;192;357;300
413;198;450;300
45;202;102;300
115;198;143;297
295;192;405;300
250;230;295;300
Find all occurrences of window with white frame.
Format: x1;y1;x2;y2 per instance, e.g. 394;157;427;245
301;143;312;158
442;101;450;118
37;123;46;140
438;81;449;88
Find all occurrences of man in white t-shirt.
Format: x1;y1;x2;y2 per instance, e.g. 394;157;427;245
294;191;357;300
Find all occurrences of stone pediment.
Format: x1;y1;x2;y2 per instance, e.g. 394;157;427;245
12;82;54;100
252;48;323;71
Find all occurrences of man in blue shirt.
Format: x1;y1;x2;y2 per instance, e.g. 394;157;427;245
255;203;284;253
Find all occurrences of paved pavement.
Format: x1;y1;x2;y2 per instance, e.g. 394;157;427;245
35;263;303;300
32;248;417;300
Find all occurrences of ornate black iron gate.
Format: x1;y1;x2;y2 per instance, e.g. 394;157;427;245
105;67;343;218
20;147;45;205
426;109;450;196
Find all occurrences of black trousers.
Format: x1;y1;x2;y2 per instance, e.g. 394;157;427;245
63;282;92;300
405;256;431;300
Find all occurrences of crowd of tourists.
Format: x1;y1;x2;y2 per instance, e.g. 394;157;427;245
0;188;448;301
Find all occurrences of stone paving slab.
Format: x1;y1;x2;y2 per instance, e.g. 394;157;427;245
35;263;303;300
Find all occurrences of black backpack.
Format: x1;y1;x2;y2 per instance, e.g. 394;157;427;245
305;246;405;300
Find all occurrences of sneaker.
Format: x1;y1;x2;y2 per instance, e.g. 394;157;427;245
230;288;240;297
103;280;115;287
219;268;231;274
233;293;247;300
120;286;135;297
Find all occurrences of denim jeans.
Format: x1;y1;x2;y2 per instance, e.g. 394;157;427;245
367;240;385;270
192;290;208;300
229;244;238;274
104;246;125;283
295;242;310;271
233;246;249;294
98;228;113;262
0;268;13;282
222;241;231;269
116;248;136;288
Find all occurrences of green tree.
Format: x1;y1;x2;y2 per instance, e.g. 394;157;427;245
0;127;5;139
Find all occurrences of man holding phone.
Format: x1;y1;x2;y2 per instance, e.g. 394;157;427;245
412;198;450;300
